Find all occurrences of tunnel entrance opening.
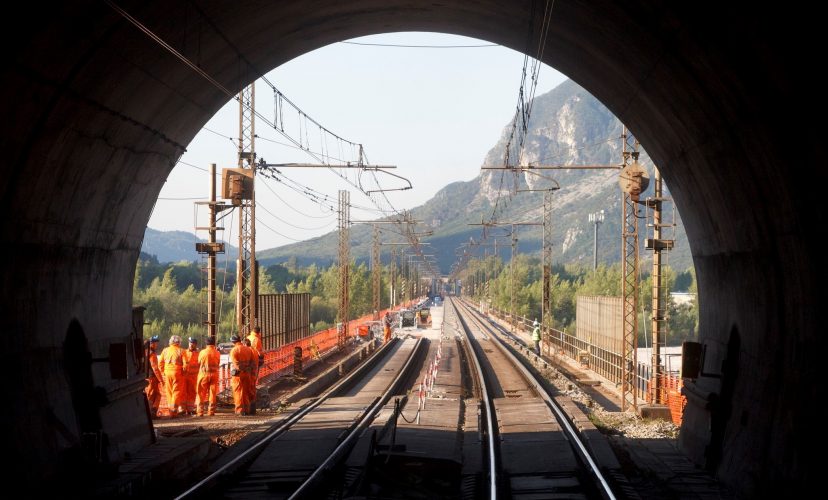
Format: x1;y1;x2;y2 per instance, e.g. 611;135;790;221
4;2;821;497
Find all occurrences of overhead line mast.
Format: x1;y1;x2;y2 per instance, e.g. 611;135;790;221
237;83;257;337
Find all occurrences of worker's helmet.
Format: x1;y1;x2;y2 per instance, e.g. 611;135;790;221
170;335;181;345
206;337;216;345
230;334;241;343
533;319;539;326
188;337;197;344
150;335;159;343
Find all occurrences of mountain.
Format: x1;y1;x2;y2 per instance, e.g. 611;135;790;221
141;227;238;264
258;79;691;273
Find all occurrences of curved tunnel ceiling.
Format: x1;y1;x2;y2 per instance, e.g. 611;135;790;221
2;1;823;496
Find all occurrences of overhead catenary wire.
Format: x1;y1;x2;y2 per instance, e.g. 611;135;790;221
257;202;336;231
340;41;499;48
107;0;404;220
454;0;557;280
256;217;303;242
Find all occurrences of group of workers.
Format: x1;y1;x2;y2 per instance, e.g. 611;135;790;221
144;326;265;418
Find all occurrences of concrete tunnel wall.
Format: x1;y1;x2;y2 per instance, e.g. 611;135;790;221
1;0;823;495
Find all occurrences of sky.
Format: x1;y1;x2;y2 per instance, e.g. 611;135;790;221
148;32;567;249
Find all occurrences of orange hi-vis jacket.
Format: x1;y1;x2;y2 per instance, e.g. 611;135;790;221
148;350;163;382
230;343;256;414
230;343;256;375
198;345;221;375
158;344;184;376
247;332;263;355
158;344;185;412
197;345;221;415
184;346;200;375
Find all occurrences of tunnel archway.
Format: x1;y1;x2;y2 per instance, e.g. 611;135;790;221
3;1;822;496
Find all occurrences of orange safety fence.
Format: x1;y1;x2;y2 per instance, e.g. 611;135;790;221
147;300;426;417
642;373;686;425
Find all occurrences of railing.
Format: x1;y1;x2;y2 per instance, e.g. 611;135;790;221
481;302;685;422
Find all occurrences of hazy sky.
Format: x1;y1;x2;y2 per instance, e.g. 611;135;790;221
148;32;566;249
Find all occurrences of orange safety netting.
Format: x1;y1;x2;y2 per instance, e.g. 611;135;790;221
148;300;424;417
663;373;686;425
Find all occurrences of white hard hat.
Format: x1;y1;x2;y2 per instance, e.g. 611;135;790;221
533;320;539;326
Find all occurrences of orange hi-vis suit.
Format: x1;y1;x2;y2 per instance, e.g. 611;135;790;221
158;343;185;414
230;342;256;415
196;345;220;416
145;345;163;416
183;345;200;414
246;341;261;414
247;331;263;354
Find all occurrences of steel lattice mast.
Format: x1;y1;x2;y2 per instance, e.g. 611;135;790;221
236;83;257;337
338;190;350;349
542;190;554;341
620;127;642;411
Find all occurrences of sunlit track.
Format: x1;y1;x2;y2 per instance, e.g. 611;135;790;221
176;337;425;499
449;297;616;500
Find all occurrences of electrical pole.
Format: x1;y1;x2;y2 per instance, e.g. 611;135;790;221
195;164;229;343
371;225;380;320
337;190;350;350
236;83;257;337
391;247;397;307
542;190;554;338
645;167;674;404
618;127;649;410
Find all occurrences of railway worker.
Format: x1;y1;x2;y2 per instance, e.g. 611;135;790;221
144;335;163;417
247;325;263;355
384;311;393;343
247;326;265;404
158;335;186;416
532;319;542;356
182;337;200;415
243;338;260;415
196;336;220;416
229;334;255;415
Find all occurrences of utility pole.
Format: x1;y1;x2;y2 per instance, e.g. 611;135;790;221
372;225;380;320
542;190;554;337
195;164;230;343
618;127;649;410
337;190;350;350
391;247;397;307
589;210;605;271
645;167;674;404
236;83;257;337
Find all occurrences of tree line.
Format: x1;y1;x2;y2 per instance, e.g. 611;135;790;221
132;254;398;341
458;255;698;347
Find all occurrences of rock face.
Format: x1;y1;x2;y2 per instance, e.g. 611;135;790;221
258;79;691;272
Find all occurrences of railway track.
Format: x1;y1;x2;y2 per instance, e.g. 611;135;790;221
175;336;426;499
448;297;616;499
174;299;622;499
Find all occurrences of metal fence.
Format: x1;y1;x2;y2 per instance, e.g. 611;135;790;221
258;293;311;350
484;303;683;417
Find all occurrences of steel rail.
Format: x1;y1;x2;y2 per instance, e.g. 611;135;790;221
176;337;397;499
289;337;426;499
454;298;617;500
447;298;499;500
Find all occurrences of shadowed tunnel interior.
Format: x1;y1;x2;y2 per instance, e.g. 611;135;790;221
2;1;824;496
